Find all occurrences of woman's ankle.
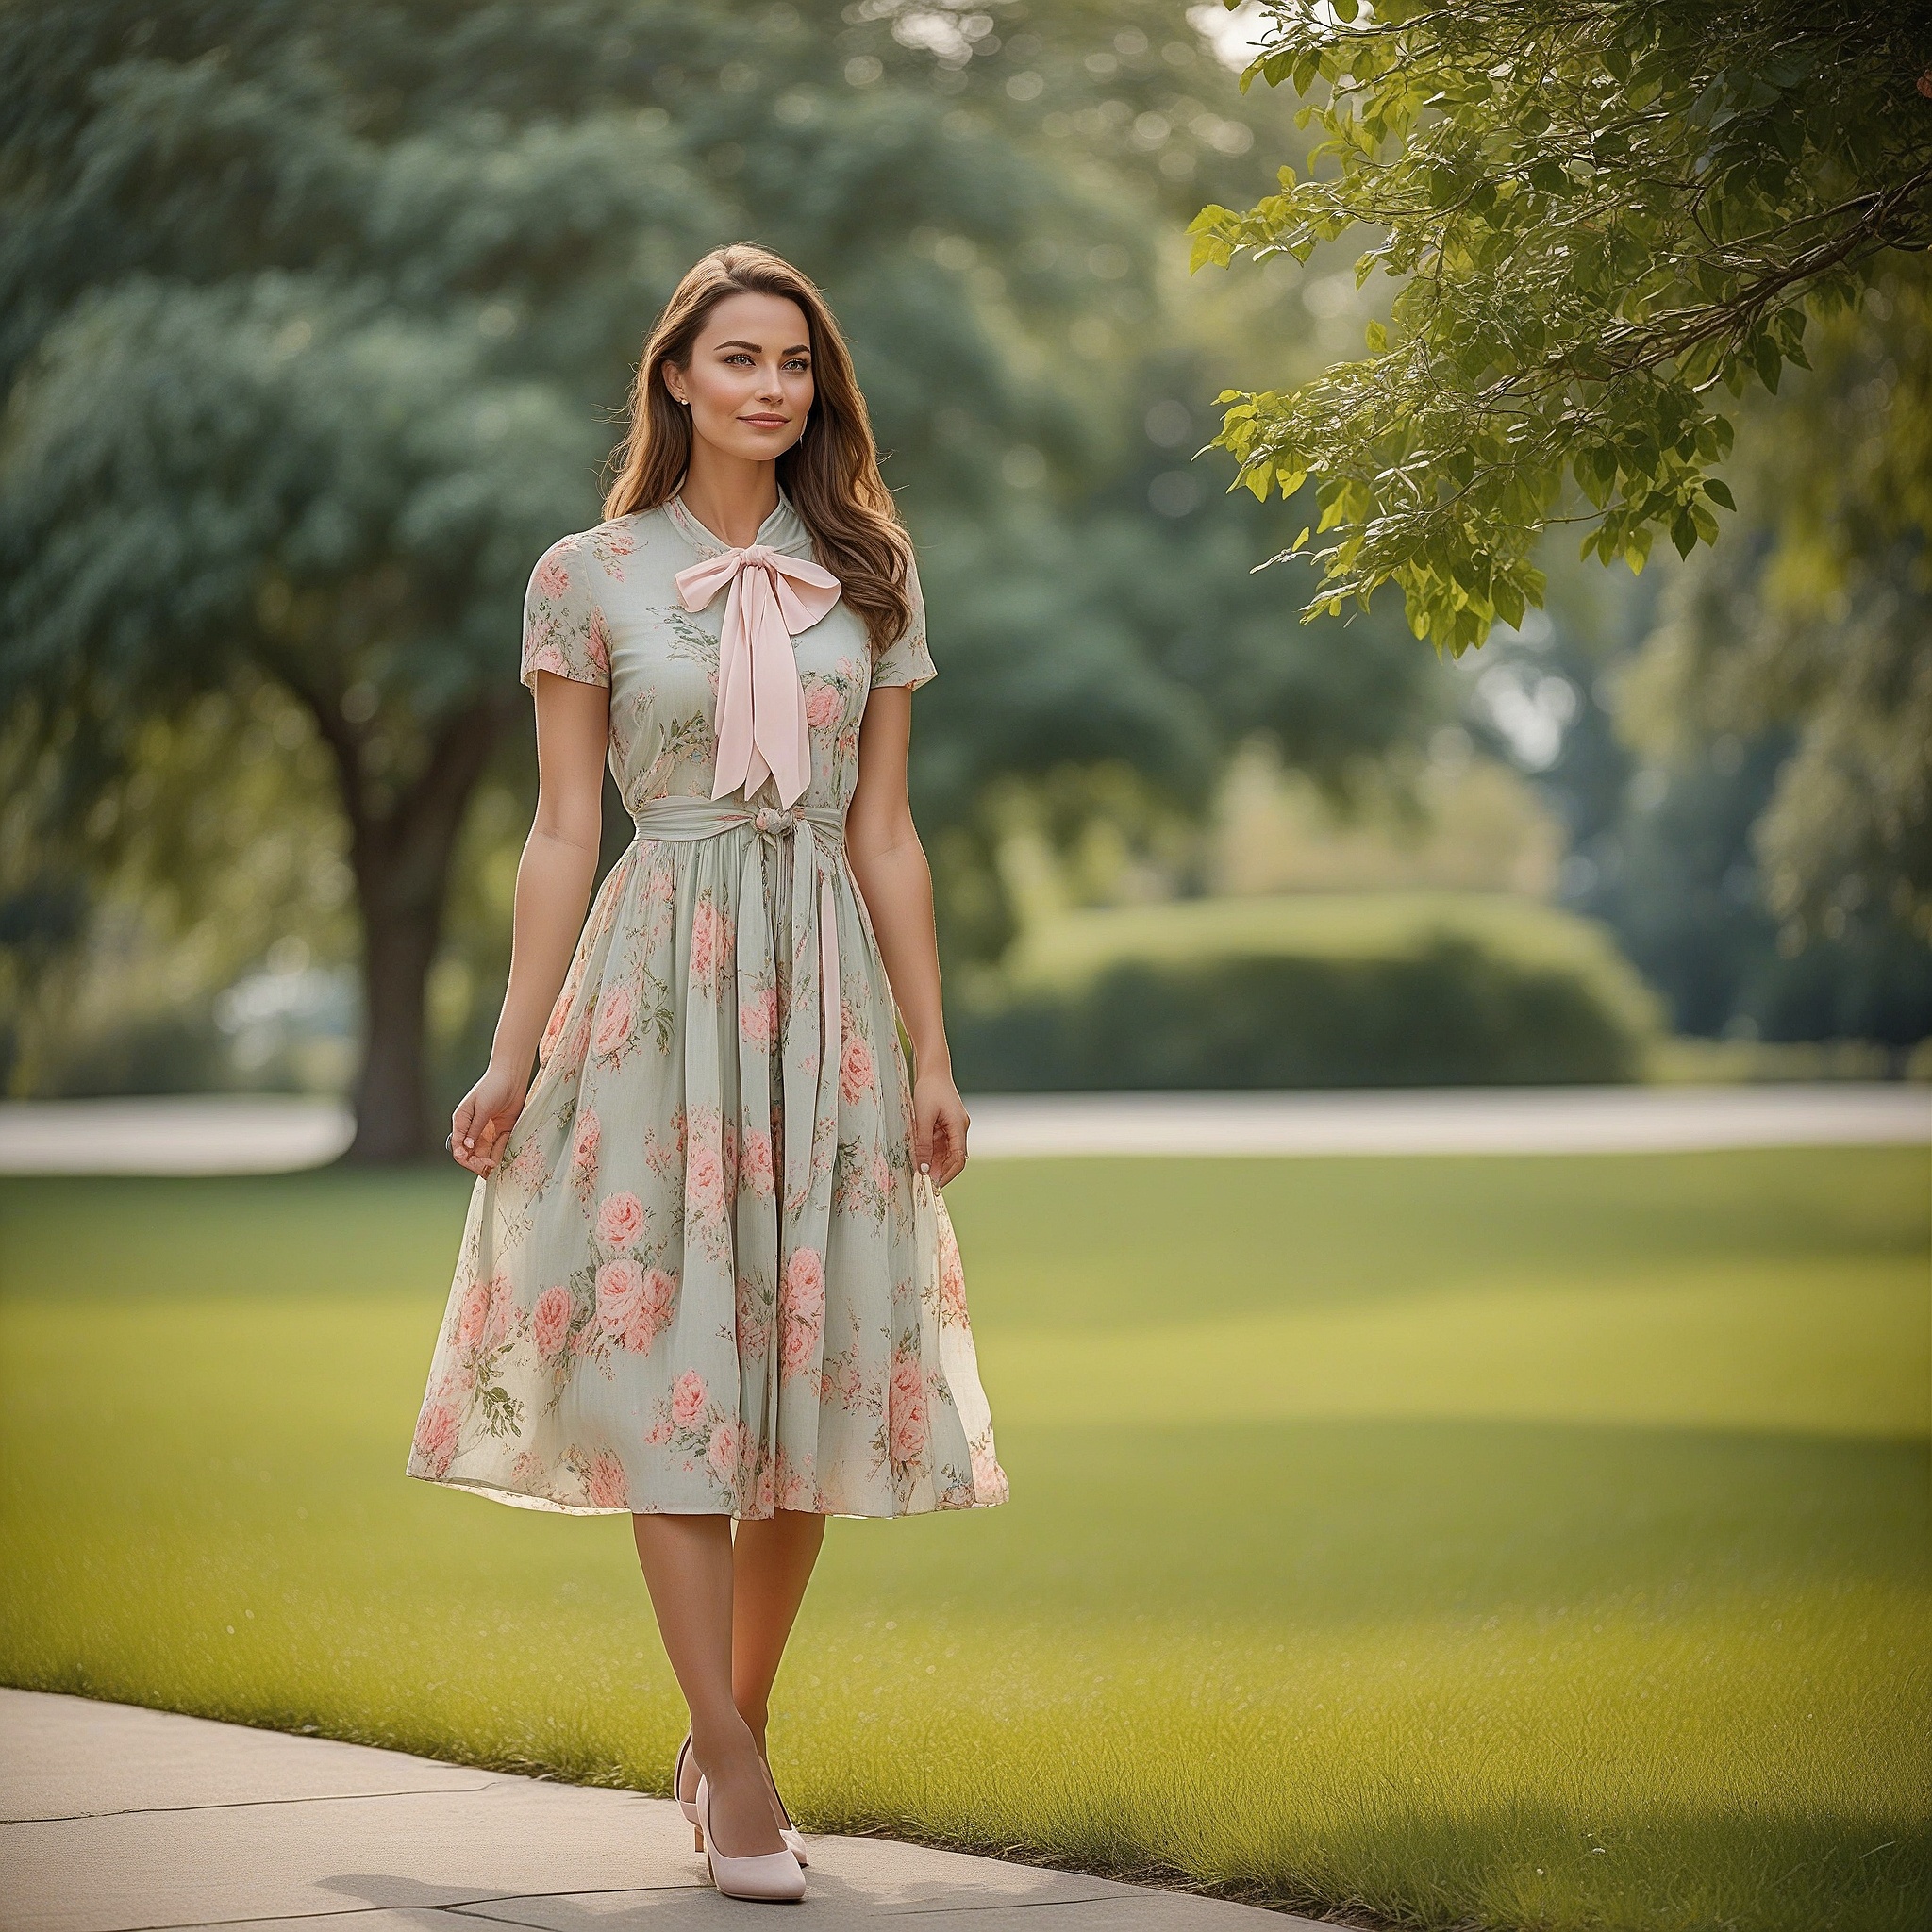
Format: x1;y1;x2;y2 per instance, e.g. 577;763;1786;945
691;1711;761;1772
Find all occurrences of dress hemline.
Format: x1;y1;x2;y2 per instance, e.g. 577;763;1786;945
405;1463;1007;1523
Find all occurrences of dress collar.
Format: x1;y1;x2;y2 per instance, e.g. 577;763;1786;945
666;489;810;561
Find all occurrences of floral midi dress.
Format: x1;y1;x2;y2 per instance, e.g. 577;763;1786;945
406;491;1008;1519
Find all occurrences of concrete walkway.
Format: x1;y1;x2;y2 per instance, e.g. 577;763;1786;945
0;1690;1294;1931
959;1081;1931;1158
0;1084;1924;1174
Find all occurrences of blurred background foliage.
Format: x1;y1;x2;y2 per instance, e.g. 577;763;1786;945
1;0;1927;1155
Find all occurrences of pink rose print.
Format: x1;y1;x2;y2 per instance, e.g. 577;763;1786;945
971;1436;1008;1504
707;1418;742;1489
804;679;842;730
778;1246;824;1380
595;1190;644;1249
644;1409;675;1447
686;1140;726;1221
839;1032;874;1105
500;1134;549;1194
741;1130;775;1196
938;1222;968;1324
638;1266;677;1346
532;1285;572;1360
782;1245;824;1315
739;986;779;1051
592;984;634;1058
572;1107;600;1174
689;902;734;992
586;1449;628;1509
588;606;613;675
413;1402;459;1477
540;990;572;1061
591;1259;645;1352
671;1370;708;1427
870;1151;893;1202
779;1313;818;1381
486;1272;518;1347
779;1448;817;1512
754;1455;775;1515
535;554;570;600
889;1356;928;1467
457;1274;496;1349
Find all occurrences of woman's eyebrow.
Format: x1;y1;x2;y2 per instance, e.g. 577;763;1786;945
711;339;811;354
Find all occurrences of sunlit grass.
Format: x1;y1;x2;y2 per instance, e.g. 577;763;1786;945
2;1150;1926;1930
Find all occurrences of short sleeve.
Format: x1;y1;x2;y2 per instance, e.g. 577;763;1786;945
519;536;611;691
869;549;935;691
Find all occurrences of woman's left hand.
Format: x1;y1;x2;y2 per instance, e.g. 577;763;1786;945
912;1071;970;1188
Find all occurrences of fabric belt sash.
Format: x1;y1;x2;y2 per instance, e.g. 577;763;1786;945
629;796;844;1078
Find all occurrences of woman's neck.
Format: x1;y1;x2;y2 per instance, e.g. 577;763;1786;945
677;443;780;549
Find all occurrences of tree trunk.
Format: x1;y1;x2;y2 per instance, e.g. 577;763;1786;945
348;695;515;1163
349;871;444;1163
278;680;515;1165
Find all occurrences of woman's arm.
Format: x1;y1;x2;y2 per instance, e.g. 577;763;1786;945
844;683;970;1186
448;671;608;1175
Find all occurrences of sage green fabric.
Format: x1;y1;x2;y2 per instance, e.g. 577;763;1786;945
407;494;1007;1518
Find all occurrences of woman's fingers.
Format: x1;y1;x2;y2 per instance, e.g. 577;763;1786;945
930;1100;967;1187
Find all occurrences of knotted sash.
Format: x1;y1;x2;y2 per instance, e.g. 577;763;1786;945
627;797;843;1114
674;542;841;811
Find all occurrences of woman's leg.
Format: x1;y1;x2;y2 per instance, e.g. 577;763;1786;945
631;1513;784;1857
729;1508;827;1756
671;1509;827;1818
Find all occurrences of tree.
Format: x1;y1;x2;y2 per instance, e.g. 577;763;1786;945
3;275;606;1155
1189;0;1932;650
8;0;1419;1153
1620;257;1932;943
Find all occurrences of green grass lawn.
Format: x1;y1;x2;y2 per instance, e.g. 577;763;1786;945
2;1149;1926;1930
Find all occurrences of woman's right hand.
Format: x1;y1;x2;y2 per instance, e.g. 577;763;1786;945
450;1060;529;1176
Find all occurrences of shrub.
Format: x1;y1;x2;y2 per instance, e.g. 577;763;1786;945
952;931;1649;1090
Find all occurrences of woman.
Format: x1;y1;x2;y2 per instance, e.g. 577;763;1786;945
406;243;1006;1902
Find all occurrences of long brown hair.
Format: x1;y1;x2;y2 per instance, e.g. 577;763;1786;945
602;244;912;652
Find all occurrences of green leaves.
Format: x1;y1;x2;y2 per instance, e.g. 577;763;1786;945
1192;1;1932;650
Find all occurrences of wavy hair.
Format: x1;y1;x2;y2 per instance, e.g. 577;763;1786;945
601;244;911;652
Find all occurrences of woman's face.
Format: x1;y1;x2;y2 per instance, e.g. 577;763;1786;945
665;291;815;463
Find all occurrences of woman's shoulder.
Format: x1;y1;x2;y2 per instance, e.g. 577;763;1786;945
529;510;677;597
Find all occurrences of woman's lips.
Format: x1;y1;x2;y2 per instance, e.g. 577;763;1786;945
741;413;789;428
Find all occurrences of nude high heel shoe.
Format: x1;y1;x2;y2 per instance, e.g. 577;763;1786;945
695;1773;806;1902
677;1728;808;1866
674;1730;703;1851
760;1757;810;1867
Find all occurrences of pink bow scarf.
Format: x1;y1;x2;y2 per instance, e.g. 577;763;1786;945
674;542;842;810
671;536;846;1077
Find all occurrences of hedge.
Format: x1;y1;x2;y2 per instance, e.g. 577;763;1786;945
950;931;1651;1090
